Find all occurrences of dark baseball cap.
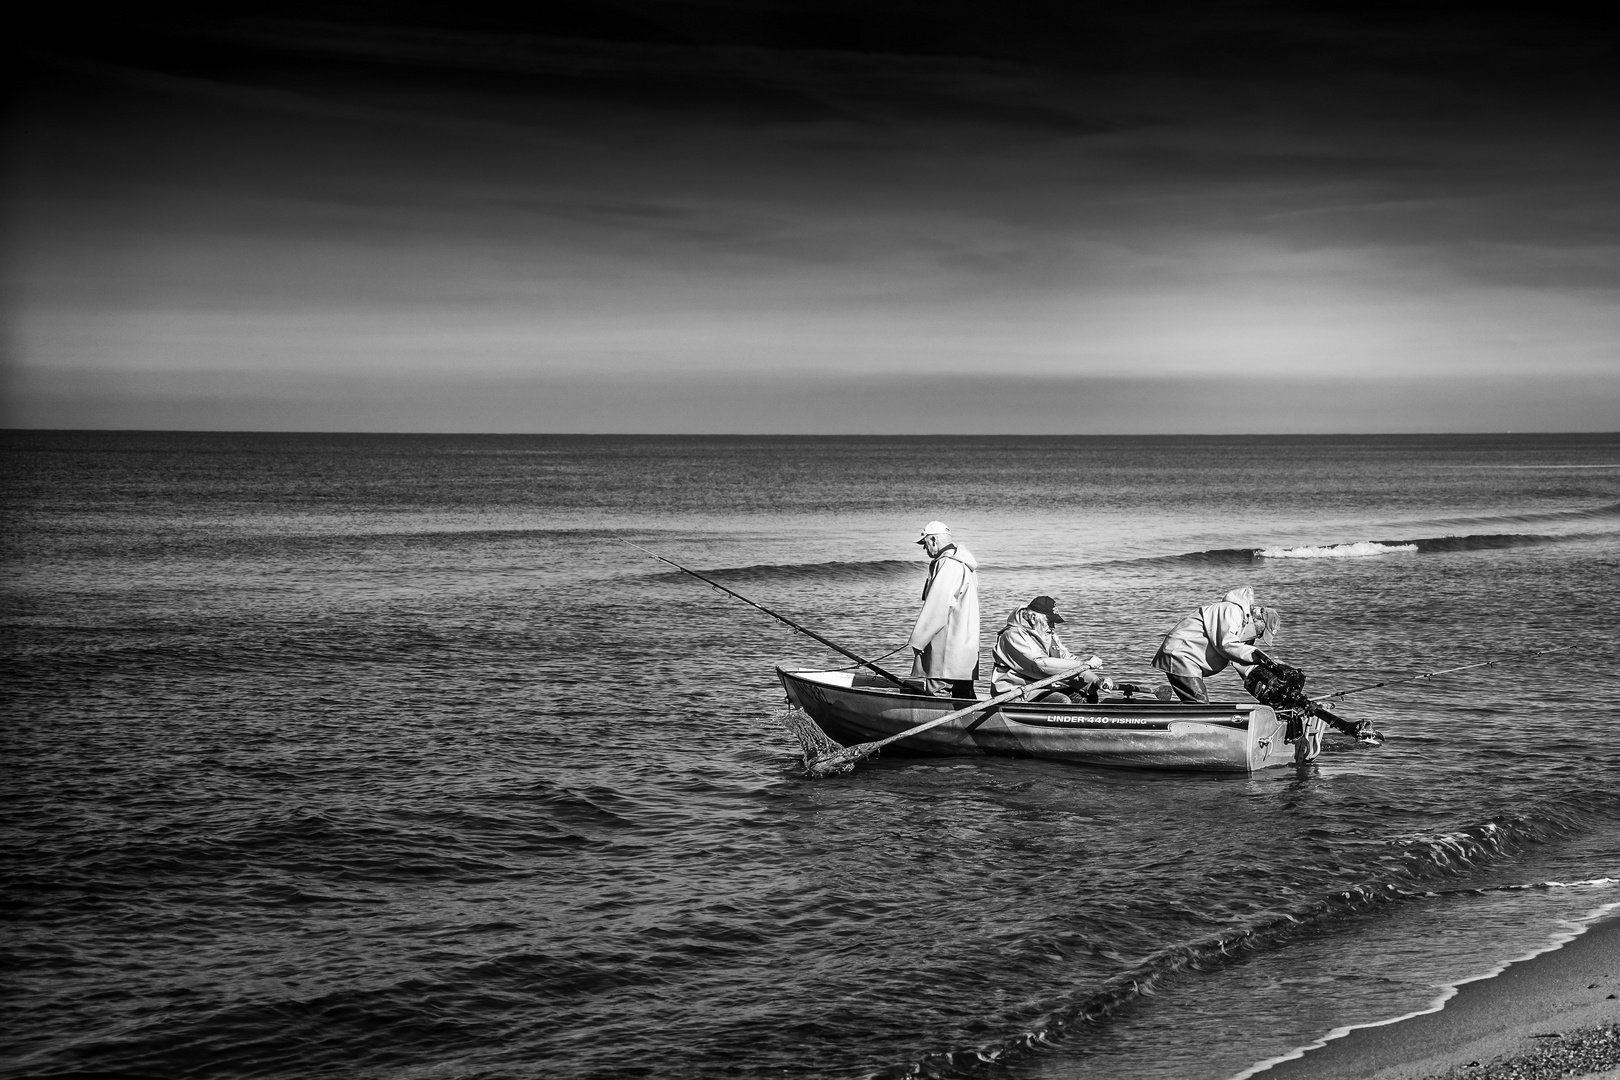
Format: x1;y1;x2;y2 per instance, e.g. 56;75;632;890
1027;595;1064;623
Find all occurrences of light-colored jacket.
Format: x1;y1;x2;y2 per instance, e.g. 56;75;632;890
991;607;1089;693
1151;587;1262;678
908;544;980;681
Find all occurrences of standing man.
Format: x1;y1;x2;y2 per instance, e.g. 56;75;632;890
908;520;980;699
1150;586;1283;703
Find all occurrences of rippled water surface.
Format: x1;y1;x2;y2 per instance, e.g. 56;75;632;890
4;432;1619;1079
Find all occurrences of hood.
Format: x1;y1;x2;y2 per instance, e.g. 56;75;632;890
1220;586;1278;643
1002;605;1044;630
1222;586;1255;609
938;543;977;571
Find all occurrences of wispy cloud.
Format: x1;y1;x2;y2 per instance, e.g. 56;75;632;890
7;3;1619;430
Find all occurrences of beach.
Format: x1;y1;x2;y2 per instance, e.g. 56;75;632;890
1249;913;1620;1080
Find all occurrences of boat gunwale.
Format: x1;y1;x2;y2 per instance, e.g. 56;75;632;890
776;665;1262;727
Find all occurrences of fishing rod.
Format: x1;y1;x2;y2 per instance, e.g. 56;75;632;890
1317;646;1570;702
615;538;909;687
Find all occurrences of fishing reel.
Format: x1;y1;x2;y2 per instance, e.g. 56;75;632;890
1077;681;1190;704
1075;680;1157;703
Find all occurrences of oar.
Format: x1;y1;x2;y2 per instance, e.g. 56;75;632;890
800;668;1083;778
616;538;909;687
1316;645;1570;702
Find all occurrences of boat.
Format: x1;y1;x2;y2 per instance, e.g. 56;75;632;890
777;666;1325;773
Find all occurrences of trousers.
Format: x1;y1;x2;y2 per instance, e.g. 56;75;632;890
1167;673;1208;703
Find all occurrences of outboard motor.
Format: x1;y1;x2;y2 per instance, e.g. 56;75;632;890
1244;664;1385;747
1244;663;1311;714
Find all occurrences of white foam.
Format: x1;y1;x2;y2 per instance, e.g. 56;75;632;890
1500;877;1619;890
1256;541;1419;559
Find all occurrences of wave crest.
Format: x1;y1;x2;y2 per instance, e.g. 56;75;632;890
1258;541;1418;559
882;810;1595;1079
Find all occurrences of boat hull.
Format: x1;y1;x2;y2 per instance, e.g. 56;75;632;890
778;667;1304;773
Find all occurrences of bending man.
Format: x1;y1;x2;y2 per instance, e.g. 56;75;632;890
908;520;980;699
1150;586;1282;703
991;595;1111;703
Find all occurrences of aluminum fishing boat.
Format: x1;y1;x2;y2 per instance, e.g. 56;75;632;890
778;667;1319;773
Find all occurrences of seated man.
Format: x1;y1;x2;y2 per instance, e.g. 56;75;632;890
991;595;1113;703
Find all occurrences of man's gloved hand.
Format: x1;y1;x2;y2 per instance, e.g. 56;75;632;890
1251;649;1278;672
1070;670;1116;703
1083;654;1104;669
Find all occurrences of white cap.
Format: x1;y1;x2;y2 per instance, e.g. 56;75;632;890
916;520;951;544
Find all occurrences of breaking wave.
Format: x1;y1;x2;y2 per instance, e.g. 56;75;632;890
1257;541;1417;559
1135;531;1583;568
880;811;1608;1079
1458;877;1619;893
1232;892;1620;1080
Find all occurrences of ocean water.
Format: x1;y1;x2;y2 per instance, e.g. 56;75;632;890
3;431;1619;1080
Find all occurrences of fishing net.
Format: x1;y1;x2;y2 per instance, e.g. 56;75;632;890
776;707;857;777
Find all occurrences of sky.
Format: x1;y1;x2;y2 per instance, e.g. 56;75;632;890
5;1;1619;432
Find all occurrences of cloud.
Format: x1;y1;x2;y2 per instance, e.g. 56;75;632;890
7;3;1620;431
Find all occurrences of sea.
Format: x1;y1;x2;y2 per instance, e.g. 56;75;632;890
3;431;1619;1080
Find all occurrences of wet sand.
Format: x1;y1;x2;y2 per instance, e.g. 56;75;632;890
1246;912;1620;1080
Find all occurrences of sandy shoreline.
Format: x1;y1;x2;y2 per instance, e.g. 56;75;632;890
1240;906;1620;1080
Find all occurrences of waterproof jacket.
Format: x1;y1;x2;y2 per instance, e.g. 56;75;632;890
1150;587;1262;678
908;544;980;681
990;607;1089;693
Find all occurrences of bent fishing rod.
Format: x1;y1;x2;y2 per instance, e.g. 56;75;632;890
615;538;909;687
1318;646;1570;702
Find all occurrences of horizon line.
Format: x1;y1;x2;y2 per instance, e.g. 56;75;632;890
7;428;1619;439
